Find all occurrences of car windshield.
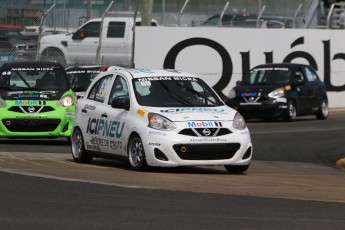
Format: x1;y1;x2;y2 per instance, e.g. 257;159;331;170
0;29;26;39
133;77;224;107
0;67;70;91
243;67;292;85
67;69;100;91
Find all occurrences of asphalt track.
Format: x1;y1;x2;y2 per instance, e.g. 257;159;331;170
0;109;345;229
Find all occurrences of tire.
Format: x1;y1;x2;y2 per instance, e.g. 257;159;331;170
41;48;67;67
224;164;250;174
127;135;148;171
285;100;297;121
71;127;93;163
316;99;329;120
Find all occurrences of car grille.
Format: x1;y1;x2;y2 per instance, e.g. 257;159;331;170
173;143;241;160
178;128;232;137
8;106;55;113
2;118;61;132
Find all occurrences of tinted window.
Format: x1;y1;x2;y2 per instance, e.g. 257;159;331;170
107;22;126;38
133;77;223;107
244;67;292;85
0;66;70;91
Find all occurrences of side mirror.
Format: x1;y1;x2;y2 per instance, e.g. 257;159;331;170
72;30;87;40
111;98;130;111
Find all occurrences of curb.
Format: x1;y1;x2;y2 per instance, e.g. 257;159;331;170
336;158;345;170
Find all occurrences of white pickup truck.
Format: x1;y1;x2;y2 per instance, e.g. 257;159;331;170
39;16;157;67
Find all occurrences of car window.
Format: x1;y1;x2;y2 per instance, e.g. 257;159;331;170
87;75;112;103
304;67;318;82
80;21;100;37
108;75;129;104
107;22;126;38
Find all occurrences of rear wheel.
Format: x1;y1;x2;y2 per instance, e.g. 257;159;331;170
224;164;250;174
128;135;148;171
316;99;328;120
285;100;297;121
71;127;93;163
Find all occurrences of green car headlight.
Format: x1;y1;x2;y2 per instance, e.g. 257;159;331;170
0;98;6;108
57;95;74;107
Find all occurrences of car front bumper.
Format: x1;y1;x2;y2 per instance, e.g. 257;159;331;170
141;126;252;167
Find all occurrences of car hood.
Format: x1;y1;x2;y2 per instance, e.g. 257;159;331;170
40;33;71;43
141;105;237;122
234;84;286;96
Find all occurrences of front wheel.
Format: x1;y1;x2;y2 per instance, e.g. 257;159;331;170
224;164;250;174
71;128;93;163
127;135;148;171
316;99;328;120
285;100;297;121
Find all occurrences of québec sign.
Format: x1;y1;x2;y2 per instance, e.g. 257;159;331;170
135;27;345;108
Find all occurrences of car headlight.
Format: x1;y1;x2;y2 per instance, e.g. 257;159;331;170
0;98;6;107
228;88;236;99
233;112;246;130
57;95;74;107
148;113;176;130
268;87;285;98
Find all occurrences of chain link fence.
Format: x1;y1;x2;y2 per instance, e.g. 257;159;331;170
0;0;333;67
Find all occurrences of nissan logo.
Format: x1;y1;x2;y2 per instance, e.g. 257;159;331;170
28;106;36;113
203;128;211;136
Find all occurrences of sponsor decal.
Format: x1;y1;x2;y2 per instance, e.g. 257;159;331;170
149;130;167;136
15;100;45;106
190;137;227;142
137;108;146;117
84;104;96;110
149;143;161;147
10;68;54;71
160;108;225;114
18;93;40;99
138;77;198;82
241;92;257;97
87;138;122;150
86;118;124;138
187;121;222;127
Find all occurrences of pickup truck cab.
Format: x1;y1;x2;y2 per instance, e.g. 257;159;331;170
39;17;157;67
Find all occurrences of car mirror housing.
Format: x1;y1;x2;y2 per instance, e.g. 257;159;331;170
111;98;130;111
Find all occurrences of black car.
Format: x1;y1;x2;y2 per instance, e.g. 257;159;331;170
225;63;329;121
66;65;123;99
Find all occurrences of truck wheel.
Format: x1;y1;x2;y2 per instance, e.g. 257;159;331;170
41;48;67;67
224;164;250;174
71;127;93;163
316;99;328;120
128;135;148;171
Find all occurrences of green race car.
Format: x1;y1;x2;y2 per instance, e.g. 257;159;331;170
0;61;76;139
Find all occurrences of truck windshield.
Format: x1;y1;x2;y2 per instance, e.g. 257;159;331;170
0;67;70;91
133;77;224;107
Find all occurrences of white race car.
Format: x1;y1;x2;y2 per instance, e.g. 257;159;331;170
71;68;252;174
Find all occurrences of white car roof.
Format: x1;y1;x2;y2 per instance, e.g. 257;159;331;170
115;68;198;79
